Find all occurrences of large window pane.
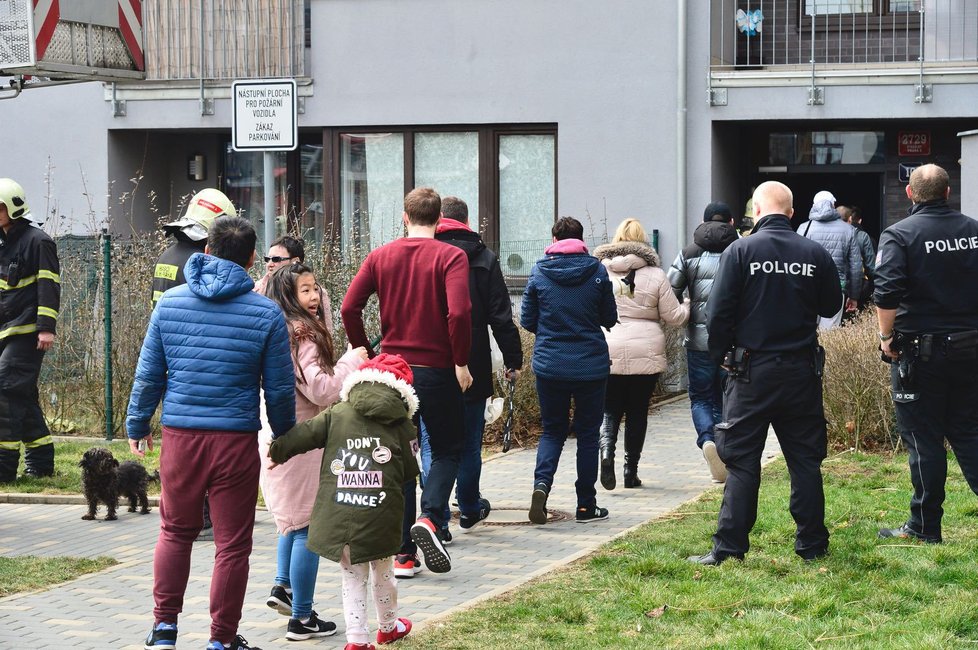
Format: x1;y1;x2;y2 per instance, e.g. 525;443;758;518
223;146;288;253
498;135;555;276
414;132;479;221
804;0;872;14
339;133;404;255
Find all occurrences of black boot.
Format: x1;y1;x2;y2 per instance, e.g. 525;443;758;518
622;417;646;488
599;415;620;490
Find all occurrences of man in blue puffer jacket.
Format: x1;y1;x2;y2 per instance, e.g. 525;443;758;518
127;215;296;650
522;217;617;525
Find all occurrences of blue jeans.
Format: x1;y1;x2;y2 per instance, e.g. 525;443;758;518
274;526;320;619
533;376;607;509
687;349;725;448
421;395;488;522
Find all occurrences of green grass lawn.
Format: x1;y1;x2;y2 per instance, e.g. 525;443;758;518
5;440;161;495
403;453;978;649
0;556;117;597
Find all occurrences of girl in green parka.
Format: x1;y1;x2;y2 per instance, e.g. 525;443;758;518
268;353;419;650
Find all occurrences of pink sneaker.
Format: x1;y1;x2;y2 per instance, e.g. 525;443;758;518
344;644;376;650
376;618;412;645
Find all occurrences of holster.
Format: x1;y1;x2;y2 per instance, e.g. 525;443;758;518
812;345;826;379
723;346;751;382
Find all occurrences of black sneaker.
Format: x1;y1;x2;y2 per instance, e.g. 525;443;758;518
144;622;177;650
436;527;453;546
528;483;549;525
206;635;263;650
286;611;337;641
878;523;942;544
266;585;293;616
459;498;491;533
575;505;609;523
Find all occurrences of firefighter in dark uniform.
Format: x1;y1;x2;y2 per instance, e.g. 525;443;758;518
688;181;842;565
151;188;237;307
150;188;235;539
0;178;60;482
875;164;978;544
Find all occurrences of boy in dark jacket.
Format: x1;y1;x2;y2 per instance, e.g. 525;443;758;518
269;353;418;650
521;217;617;524
421;197;523;534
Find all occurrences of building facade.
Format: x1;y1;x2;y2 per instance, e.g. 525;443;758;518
2;0;976;270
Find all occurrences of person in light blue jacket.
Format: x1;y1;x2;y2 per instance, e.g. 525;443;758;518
127;214;296;650
521;216;617;526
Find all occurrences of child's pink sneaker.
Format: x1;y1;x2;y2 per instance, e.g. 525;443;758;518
344;644;375;650
376;617;412;645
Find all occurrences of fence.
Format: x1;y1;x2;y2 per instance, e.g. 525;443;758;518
711;0;978;69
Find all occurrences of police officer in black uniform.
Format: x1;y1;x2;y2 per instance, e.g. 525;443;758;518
875;163;978;544
688;181;842;565
0;178;60;482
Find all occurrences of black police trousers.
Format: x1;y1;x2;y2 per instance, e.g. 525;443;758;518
0;333;54;482
892;354;978;538
712;350;829;560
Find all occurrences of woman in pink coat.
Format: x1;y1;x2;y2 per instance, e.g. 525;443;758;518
593;219;689;489
258;262;368;642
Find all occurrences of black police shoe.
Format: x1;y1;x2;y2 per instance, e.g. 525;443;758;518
687;551;743;566
878;523;942;544
799;548;829;562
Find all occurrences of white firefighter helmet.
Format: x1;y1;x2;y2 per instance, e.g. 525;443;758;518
0;178;32;221
163;188;237;241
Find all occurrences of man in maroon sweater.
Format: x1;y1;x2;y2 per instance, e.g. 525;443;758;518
342;187;472;575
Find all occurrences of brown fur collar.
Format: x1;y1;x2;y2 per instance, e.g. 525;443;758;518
593;240;660;267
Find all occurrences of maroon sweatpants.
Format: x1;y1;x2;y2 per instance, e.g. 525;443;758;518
153;426;261;644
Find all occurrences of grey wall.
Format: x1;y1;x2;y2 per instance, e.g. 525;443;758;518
0;81;110;234
304;0;683;258
107;131;226;236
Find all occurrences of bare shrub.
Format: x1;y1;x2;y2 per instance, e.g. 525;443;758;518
820;309;896;452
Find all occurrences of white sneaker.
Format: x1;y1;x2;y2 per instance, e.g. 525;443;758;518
703;441;727;483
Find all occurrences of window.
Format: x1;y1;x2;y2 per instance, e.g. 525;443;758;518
803;0;917;14
339;133;405;253
768;131;884;166
326;125;557;275
222;146;289;252
498;135;556;277
414;132;479;220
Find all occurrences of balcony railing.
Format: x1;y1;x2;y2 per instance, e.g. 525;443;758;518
710;0;978;71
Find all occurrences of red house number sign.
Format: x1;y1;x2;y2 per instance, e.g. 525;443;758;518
899;131;930;156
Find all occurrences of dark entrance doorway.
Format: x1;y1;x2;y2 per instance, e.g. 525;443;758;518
760;171;884;239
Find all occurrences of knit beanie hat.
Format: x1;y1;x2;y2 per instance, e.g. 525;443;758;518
339;353;419;417
703;201;733;223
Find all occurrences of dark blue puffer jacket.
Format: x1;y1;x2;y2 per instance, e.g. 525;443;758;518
520;241;617;381
126;253;296;438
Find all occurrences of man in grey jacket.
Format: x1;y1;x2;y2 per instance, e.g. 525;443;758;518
668;202;739;483
796;190;861;329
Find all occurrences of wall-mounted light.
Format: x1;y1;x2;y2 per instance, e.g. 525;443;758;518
187;153;206;181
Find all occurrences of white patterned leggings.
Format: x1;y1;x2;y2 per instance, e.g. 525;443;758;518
339;545;399;644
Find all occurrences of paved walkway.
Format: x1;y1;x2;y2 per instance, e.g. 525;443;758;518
0;397;780;649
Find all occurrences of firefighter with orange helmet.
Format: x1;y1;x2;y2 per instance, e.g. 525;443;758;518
0;178;61;482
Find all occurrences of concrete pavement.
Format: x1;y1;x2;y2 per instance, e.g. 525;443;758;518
0;397;780;649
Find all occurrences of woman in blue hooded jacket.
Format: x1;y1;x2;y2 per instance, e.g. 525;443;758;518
521;217;617;525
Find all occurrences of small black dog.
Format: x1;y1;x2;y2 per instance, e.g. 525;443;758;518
79;447;158;521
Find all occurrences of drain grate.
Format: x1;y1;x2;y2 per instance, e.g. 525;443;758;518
452;506;573;526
